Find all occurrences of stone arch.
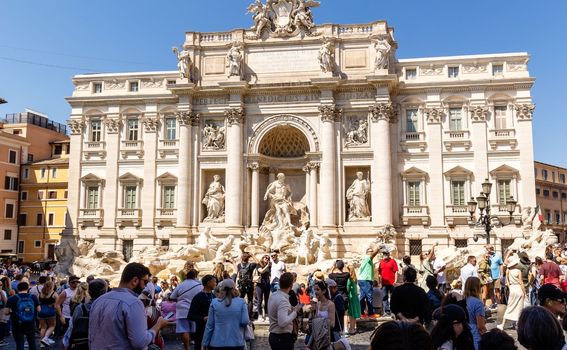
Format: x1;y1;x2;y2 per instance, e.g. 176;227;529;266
248;114;319;154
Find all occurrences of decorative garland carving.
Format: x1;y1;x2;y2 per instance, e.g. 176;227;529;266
422;108;444;124
103;117;121;133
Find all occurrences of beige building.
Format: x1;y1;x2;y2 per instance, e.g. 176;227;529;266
535;161;567;241
66;4;536;260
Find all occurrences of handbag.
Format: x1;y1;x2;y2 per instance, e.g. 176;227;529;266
252;269;261;284
244;322;255;340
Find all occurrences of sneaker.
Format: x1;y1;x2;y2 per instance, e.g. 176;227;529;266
0;340;8;347
496;324;504;330
46;338;55;345
40;339;50;348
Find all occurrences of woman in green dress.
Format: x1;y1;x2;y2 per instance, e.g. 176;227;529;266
346;264;362;334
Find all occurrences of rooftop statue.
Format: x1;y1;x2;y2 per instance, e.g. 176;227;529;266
246;0;321;39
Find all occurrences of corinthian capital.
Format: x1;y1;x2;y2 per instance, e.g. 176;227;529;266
422;108;444;124
176;111;191;126
189;112;200;126
142;115;160;132
470;106;489;122
67;119;85;135
514;103;535;121
247;162;260;171
318;105;342;123
103;116;121;133
369;103;396;123
225;107;245;125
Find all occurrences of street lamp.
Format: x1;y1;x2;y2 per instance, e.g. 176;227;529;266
468;178;517;244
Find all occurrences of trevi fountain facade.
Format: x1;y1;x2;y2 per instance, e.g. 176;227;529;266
61;0;538;277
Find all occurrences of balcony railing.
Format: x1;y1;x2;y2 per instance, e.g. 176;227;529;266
157;208;177;216
155;208;177;226
122;140;144;149
85;141;106;149
490;129;516;139
118;208;142;217
78;208;104;227
403;206;428;215
447;205;469;214
401;205;429;225
400;132;427;151
159;139;179;148
444;130;470;139
80;208;103;218
402;132;425;142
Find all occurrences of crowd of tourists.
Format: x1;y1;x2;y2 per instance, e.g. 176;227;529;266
2;241;567;349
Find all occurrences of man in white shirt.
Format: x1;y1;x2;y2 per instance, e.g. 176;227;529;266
433;256;447;293
270;251;286;292
268;272;302;350
460;255;479;286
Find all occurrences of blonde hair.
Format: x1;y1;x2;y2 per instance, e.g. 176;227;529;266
347;264;357;283
40;281;54;298
72;282;89;304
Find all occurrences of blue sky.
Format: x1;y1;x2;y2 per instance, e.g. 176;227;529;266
1;0;565;167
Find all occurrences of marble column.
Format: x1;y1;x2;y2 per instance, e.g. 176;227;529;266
303;165;311;208
424;108;445;227
249;162;260;228
370;103;394;226
225;107;245;228
470;106;489;194
66;117;85;237
190;114;200;229
515;103;537;205
176;112;192;228
309;162;319;227
319;105;340;228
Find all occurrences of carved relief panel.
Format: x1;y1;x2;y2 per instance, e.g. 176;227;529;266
343;114;369;148
202;119;226;151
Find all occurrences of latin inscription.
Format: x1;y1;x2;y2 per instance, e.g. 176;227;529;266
244;93;321;104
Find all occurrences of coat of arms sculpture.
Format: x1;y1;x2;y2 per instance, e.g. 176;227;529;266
246;0;321;39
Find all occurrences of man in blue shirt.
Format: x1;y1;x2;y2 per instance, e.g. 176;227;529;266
89;263;169;349
488;245;503;307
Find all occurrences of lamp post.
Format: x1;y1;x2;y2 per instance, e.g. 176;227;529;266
467;178;517;244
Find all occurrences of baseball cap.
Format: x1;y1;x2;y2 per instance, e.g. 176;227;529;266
219;278;235;290
538;284;567;303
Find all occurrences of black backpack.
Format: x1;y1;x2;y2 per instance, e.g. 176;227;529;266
69;303;90;350
238;263;253;288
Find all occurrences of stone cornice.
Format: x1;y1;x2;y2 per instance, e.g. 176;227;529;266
225;107;245;125
514;103;535;121
369;103;396;123
318;105;342;122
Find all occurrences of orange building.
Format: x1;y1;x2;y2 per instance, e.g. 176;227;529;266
534;161;567;241
0;130;29;254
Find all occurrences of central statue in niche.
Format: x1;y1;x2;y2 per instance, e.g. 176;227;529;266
259;172;308;253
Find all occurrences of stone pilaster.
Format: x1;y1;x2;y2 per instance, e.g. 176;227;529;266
318;105;341;228
515;103;537;205
102;114;121;232
225;107;245;228
308;162;319;227
176;111;193;229
470;106;489;195
369;103;395;227
66;117;85;237
140;113;159;231
190;113;200;230
423;107;445;227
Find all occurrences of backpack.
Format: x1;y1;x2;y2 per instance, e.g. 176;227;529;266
69;303;90;350
238;264;253;289
15;294;35;325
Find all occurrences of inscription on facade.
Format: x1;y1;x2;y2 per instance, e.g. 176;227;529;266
247;49;320;73
336;90;374;101
193;96;229;105
244;93;321;104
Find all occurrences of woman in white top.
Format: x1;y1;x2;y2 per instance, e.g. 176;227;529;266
308;281;349;350
497;257;525;330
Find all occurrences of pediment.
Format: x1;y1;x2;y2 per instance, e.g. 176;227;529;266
444;165;473;177
401;167;428;179
80;173;104;183
118;172;143;183
490;164;519;176
156;172;178;182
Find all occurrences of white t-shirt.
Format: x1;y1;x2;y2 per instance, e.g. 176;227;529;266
434;257;446;284
270;260;286;283
62;288;77;319
460;263;479;285
29;284;43;297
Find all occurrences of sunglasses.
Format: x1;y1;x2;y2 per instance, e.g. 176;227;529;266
70;280;79;284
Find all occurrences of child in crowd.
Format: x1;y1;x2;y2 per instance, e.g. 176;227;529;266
371;280;384;316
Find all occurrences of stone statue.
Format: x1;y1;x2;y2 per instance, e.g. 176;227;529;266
292;0;315;29
373;37;392;70
345;119;368;146
202;122;226;150
521;206;538;232
215;235;235;261
346;171;371;221
318;38;336;74
226;42;244;79
194;227;221;260
202;175;225;222
247;0;271;37
313;231;332;263
263;173;296;229
172;46;192;80
295;223;316;265
373;224;398;257
54;238;81;276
